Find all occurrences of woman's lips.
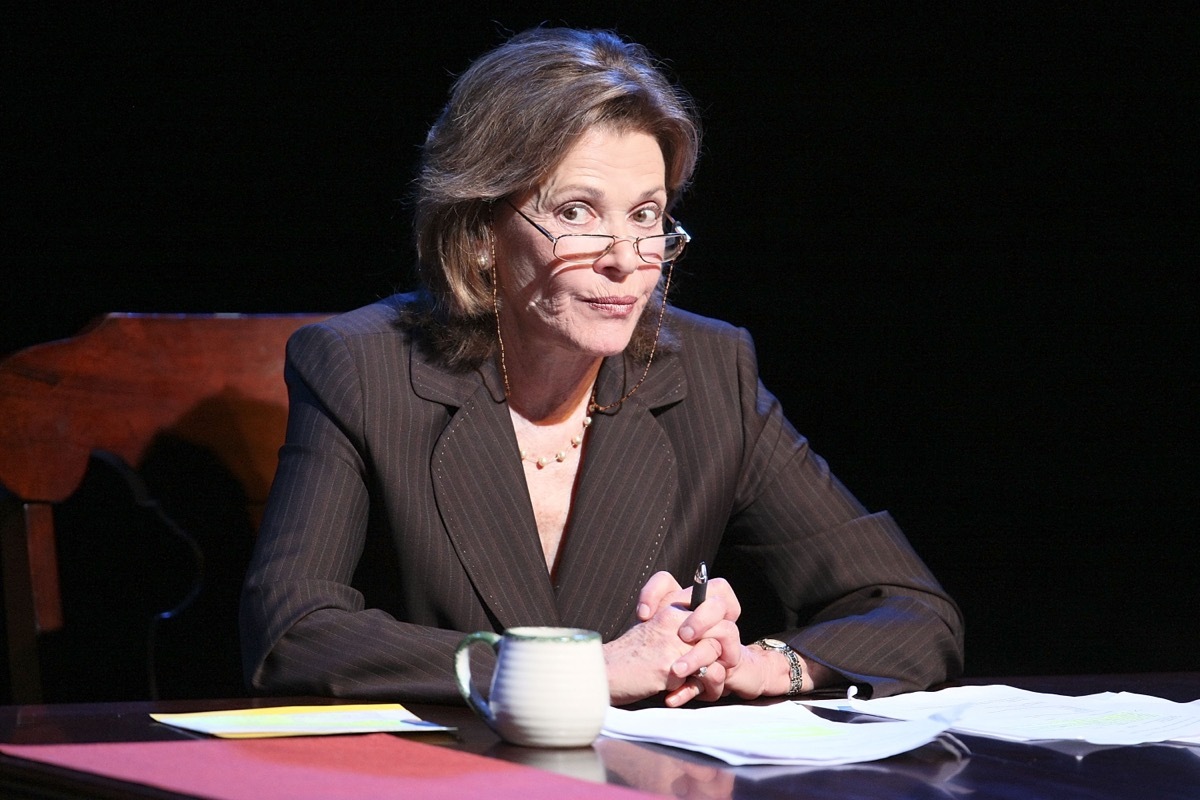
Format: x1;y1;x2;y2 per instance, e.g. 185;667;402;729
583;296;638;316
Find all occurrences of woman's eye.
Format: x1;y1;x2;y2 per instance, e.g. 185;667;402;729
559;205;591;225
632;207;662;227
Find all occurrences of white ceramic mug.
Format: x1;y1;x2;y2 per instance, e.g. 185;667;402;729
455;626;609;748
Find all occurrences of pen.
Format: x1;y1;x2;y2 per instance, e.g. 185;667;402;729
690;561;707;610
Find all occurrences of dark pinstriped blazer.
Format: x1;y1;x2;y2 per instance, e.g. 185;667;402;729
240;293;964;703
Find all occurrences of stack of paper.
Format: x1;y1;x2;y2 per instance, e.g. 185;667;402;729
150;704;454;738
803;685;1200;746
602;702;952;766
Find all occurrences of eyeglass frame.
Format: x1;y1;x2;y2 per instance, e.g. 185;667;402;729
504;200;691;265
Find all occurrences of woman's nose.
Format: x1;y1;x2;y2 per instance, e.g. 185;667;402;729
594;238;640;275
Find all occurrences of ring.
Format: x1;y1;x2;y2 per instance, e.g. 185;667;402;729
696;666;708;679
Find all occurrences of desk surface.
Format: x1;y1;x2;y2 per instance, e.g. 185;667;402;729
1;674;1197;799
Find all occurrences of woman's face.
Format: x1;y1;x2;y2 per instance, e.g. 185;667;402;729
493;127;668;365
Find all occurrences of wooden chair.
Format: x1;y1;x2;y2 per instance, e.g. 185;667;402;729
0;312;329;703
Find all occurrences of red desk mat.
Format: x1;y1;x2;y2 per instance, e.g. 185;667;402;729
1;732;656;799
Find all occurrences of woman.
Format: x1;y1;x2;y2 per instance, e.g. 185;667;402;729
240;28;964;707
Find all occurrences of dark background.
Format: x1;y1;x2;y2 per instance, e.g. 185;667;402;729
4;4;1196;689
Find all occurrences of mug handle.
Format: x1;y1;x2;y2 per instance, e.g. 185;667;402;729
455;631;502;729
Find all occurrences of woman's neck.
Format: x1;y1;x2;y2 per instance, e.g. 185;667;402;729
500;347;601;424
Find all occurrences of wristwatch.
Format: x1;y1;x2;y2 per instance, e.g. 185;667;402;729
752;638;804;695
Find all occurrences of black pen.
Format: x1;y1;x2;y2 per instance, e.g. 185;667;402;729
690;561;708;610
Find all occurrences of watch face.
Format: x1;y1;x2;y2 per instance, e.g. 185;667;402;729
759;638;787;650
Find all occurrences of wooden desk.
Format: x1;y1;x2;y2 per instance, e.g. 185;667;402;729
1;675;1198;799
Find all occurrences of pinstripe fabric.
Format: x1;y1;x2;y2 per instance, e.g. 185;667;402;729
240;293;964;703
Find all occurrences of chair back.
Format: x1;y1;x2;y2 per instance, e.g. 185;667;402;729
0;312;329;702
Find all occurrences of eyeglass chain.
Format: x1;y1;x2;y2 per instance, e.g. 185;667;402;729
488;216;674;467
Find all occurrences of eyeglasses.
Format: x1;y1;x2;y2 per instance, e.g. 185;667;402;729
506;201;690;265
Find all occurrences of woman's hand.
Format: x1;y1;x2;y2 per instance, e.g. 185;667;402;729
603;595;702;705
633;571;829;704
603;571;735;705
621;571;745;706
610;571;831;705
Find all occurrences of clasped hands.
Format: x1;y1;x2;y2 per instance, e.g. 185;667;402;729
604;570;780;707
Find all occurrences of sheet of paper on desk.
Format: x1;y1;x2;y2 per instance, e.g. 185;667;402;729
601;702;953;766
803;685;1200;746
150;704;455;738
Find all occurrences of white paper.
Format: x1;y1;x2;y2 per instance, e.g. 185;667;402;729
602;701;952;766
150;704;455;738
803;685;1200;746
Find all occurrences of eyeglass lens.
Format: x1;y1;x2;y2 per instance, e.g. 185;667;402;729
554;235;685;264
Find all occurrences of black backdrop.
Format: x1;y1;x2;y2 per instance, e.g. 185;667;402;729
5;4;1197;681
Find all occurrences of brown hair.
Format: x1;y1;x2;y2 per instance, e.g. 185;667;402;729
408;28;700;367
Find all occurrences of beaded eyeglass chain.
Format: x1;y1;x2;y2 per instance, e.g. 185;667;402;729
488;214;675;467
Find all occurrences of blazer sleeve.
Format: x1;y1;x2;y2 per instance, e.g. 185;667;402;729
722;327;965;697
239;322;490;703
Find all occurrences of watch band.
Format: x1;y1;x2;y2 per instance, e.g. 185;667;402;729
752;638;804;695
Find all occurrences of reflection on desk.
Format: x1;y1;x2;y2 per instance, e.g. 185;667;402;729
1;675;1198;800
596;735;973;798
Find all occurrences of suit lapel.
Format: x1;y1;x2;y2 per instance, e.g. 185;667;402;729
418;354;562;629
554;351;688;639
414;341;689;639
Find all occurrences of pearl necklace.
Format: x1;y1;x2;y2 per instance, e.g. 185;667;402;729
517;405;593;468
